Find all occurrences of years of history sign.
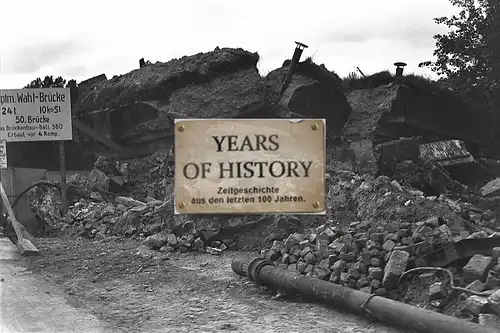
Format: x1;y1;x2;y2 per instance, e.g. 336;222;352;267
0;88;72;142
174;119;326;214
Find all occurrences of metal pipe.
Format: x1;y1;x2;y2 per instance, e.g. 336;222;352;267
394;62;407;78
232;257;499;333
279;42;308;98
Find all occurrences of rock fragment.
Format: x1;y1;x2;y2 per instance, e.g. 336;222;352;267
145;233;167;250
382;250;409;290
428;282;447;300
463;254;492;282
464;295;490;315
487;289;500;317
478;314;500;328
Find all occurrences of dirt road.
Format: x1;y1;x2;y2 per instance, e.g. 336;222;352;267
3;235;405;333
0;238;106;333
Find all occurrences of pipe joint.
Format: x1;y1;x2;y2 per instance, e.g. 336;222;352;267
247;257;273;285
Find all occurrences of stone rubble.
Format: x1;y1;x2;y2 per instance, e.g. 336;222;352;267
24;155;500;325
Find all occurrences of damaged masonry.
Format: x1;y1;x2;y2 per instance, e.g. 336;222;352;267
4;46;500;332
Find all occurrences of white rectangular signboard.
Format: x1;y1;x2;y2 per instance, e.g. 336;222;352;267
0;88;72;142
0;140;6;169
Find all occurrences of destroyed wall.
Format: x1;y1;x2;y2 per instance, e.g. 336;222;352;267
264;60;352;136
339;80;497;177
394;84;493;149
78;74;107;96
345;81;492;147
75;48;274;150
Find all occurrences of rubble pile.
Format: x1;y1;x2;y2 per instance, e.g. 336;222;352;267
19;46;500;328
256;175;500;324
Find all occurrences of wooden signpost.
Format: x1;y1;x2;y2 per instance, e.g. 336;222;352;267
0;87;73;254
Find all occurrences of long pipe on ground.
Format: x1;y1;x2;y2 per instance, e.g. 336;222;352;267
231;257;500;333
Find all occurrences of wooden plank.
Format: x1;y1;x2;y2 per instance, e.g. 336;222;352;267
0;181;38;255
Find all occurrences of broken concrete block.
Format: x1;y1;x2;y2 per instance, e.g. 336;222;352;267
298;240;311;249
370;258;382;267
264;249;279;261
159;245;175;252
350;140;378;175
383;250;409;290
429;282;447;300
329;238;347;253
382;239;396;252
478;314;500;329
271;240;284;253
481;178;500;197
370;279;381;290
284;233;302;249
281;253;291;264
324;228;336;240
356;277;370;289
88;168;110;191
309;233;317;243
331;259;347;276
144;232;168;250
166;233;177;246
290;245;302;257
297;261;308;274
368;267;384;281
300;246;312;257
485;271;500;289
437;224;453;239
314;266;331;281
304;252;316;265
316;233;330;259
340;252;357;262
465;280;486;293
487;289;500;316
463;254;492;282
464;295;490;315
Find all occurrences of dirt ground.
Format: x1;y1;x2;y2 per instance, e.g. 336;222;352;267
22;235;405;333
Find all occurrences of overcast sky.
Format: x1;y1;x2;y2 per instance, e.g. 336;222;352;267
0;0;458;89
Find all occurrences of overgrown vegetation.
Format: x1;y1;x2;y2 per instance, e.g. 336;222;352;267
342;70;458;100
342;0;499;126
421;0;499;117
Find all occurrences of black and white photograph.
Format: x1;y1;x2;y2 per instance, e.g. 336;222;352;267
1;0;500;332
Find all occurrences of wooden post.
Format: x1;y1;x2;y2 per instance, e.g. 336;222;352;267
59;141;67;215
0;181;38;254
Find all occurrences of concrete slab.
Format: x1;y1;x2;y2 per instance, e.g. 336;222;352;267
0;238;106;332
